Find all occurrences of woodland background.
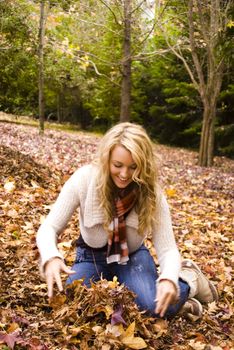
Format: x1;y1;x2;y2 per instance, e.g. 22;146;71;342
0;0;233;349
0;0;234;165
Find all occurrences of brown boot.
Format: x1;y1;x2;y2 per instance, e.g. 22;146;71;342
180;259;219;303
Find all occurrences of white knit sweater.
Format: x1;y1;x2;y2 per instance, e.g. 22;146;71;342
36;164;181;287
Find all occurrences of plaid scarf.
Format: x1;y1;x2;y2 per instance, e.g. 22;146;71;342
106;182;138;264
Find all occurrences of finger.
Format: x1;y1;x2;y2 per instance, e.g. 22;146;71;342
155;286;165;312
155;288;173;315
155;291;165;314
46;273;54;298
61;264;76;275
54;272;63;293
159;294;171;317
155;293;170;317
155;296;165;315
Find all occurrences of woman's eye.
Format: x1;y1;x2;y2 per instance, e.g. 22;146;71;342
114;164;122;168
130;165;137;170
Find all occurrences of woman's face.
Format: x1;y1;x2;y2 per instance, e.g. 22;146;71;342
109;145;137;188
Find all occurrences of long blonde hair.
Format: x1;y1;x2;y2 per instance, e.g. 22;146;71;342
94;122;160;236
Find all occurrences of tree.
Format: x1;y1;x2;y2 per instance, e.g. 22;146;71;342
69;0;157;123
38;0;48;134
158;0;233;166
0;0;38;113
120;0;132;121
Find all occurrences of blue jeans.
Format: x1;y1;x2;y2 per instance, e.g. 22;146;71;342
67;244;189;319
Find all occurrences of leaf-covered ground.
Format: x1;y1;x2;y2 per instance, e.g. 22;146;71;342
0;121;233;350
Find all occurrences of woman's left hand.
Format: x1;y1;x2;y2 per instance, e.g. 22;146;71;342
155;279;177;317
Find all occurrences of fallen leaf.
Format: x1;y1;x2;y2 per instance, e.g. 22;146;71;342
121;322;147;349
111;304;127;325
0;330;21;349
4;179;16;193
49;294;67;310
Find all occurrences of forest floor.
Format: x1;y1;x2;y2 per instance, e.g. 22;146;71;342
0;119;233;350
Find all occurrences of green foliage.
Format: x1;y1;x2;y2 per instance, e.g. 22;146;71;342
0;0;38;114
215;124;234;158
131;55;202;149
215;81;234;157
0;0;233;157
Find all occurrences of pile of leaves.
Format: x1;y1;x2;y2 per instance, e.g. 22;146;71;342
0;121;233;349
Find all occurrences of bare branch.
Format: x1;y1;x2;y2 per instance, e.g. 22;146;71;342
78;18;120;35
223;0;232;24
196;0;210;46
130;0;145;15
98;0;121;26
131;21;157;56
132;47;175;60
188;0;206;96
78;57;121;87
76;49;120;66
167;37;199;91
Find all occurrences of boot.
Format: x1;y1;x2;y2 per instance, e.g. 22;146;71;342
180;259;218;303
179;298;203;318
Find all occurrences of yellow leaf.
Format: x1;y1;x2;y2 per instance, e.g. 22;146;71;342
34;283;47;291
123;321;135;338
108;276;119;289
94;304;113;319
104;305;114;319
227;20;234;28
7;322;20;333
120;322;147;349
70;326;82;336
121;336;147;349
165;188;177;197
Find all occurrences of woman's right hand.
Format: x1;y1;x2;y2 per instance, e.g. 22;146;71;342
44;257;76;298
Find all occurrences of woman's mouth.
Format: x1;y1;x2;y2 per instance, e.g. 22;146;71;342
118;176;129;183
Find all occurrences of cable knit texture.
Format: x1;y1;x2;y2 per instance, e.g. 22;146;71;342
36;164;181;287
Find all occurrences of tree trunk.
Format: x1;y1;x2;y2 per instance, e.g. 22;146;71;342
198;102;216;166
38;1;47;134
188;0;227;166
120;0;131;122
57;92;62;123
198;65;223;166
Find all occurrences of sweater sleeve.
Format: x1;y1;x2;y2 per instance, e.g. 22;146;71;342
152;192;181;288
36;168;82;268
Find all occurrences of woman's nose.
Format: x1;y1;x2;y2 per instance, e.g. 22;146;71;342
120;167;128;178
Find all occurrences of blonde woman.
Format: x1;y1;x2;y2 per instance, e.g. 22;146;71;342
37;122;218;319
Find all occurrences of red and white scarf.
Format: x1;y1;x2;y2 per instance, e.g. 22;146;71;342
107;183;138;264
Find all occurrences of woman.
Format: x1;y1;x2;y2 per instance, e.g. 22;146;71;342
37;122;218;319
